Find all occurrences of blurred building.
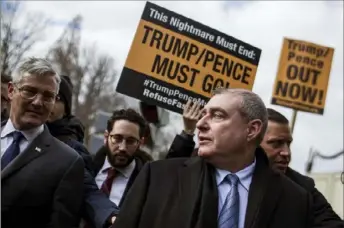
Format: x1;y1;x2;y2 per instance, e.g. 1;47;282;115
308;172;343;219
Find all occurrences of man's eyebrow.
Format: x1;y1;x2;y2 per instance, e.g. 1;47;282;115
207;107;227;113
267;136;293;141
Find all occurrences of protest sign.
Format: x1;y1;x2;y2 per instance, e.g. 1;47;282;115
116;1;261;114
271;38;334;115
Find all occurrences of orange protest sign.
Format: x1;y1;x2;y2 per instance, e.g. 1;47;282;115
116;2;262;114
271;38;334;115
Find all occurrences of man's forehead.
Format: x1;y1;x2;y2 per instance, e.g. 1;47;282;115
112;120;140;133
19;75;57;90
266;121;292;139
204;93;241;110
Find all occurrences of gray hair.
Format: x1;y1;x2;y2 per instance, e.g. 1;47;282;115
212;88;268;145
12;57;61;92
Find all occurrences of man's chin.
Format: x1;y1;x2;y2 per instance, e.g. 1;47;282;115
47;117;54;123
110;156;132;168
198;147;213;158
273;164;288;173
17;118;44;130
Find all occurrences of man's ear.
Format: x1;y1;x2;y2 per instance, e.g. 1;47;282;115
8;82;15;101
104;130;109;145
247;119;263;143
139;137;145;147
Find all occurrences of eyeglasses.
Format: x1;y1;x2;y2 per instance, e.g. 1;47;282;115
14;84;59;104
108;134;140;147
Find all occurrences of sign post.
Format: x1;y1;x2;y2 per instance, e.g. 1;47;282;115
290;109;298;134
116;1;262;114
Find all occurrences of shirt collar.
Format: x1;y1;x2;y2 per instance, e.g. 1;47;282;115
1;118;44;142
215;158;256;191
101;156;136;179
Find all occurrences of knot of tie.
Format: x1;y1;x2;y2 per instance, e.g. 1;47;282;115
12;131;24;142
106;168;117;178
226;174;239;187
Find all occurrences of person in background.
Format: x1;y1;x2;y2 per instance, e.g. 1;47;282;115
92;109;153;210
1;73;11;120
113;88;313;228
46;75;119;228
167;102;343;227
1;57;84;228
260;108;343;227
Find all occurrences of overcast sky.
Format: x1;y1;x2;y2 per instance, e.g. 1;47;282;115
17;1;343;174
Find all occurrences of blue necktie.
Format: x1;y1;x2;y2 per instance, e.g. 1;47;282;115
1;131;25;170
218;174;240;228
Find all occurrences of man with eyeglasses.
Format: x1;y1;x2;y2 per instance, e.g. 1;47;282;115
1;57;84;228
92;109;153;214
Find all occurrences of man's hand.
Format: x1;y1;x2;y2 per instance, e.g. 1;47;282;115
183;100;202;135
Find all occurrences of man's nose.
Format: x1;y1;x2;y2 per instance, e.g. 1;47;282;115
196;115;209;131
279;145;291;158
31;94;44;106
118;141;129;150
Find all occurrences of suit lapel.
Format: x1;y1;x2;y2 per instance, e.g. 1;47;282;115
93;146;107;175
196;162;218;228
244;149;282;228
118;158;142;207
177;157;218;228
1;126;52;180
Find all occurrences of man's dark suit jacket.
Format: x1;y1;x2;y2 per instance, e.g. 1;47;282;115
1;123;84;228
286;168;343;227
47;117;120;228
113;148;313;228
167;133;344;227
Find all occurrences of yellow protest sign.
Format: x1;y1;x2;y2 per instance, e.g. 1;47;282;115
116;1;261;114
271;38;334;115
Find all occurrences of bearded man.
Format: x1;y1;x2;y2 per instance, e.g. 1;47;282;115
92;109;153;208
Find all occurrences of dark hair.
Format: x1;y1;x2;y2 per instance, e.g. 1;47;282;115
267;108;289;124
1;74;11;83
107;108;147;138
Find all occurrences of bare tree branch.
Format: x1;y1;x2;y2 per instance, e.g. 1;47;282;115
47;15;127;145
1;2;48;76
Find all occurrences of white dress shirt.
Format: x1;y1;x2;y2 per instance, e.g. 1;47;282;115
1;119;44;158
95;156;136;206
216;159;256;228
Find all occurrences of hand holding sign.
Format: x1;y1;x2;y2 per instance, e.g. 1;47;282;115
183;100;202;135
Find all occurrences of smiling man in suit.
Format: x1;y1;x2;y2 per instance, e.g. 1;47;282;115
1;57;84;228
113;88;313;228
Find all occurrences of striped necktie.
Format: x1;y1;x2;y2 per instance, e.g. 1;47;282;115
218;174;240;228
